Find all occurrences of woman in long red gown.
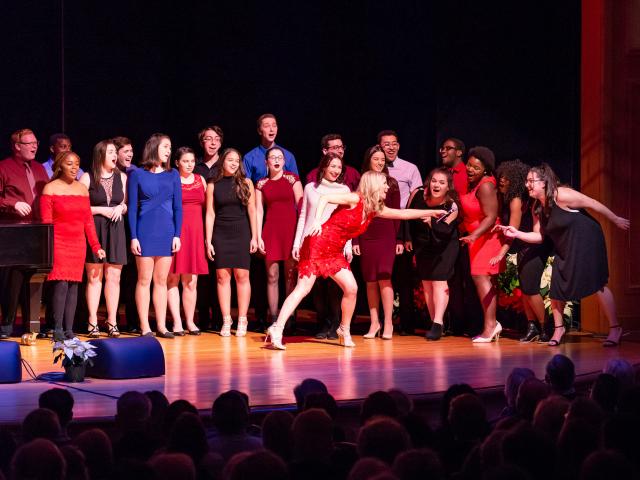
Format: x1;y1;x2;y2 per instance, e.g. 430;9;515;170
265;171;446;350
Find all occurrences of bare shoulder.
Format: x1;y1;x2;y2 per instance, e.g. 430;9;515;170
74;180;90;196
42;181;55;195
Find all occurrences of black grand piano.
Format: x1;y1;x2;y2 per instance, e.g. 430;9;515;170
0;223;53;333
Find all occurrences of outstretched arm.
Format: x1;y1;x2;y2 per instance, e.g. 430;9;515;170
378;206;446;221
557;186;630;230
307;192;359;236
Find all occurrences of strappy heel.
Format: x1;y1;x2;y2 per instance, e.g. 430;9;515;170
336;324;356;348
87;324;100;338
236;316;248;337
603;324;622;347
106;322;120;338
548;325;565;346
220;316;232;337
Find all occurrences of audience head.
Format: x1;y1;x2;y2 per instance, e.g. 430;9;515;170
52;151;81;181
38;388;74;429
581;449;636;480
392;448;444;480
377;130;400;161
387;389;413;418
466;146;496;181
348;457;391;480
439;137;465;168
60;444;88;480
11;438;66;480
141;133;171;170
149;452;196;480
321;133;346;159
504;367;536;409
357;417;411;465
164;399;198;436
145;390;169;423
74;428;113;480
212;390;250;435
257;113;278;146
557;418;601;476
225;450;288;480
315;152;344;185
603;358;635;392
167;412;208;463
262;410;294;462
198;125;223;160
116;391;151;429
361;390;398;424
516;377;550;421
10;128;39;161
113;136;133;170
501;421;556;479
545;353;575;396
303;392;338;419
293;378;328;411
22;408;62;442
532;394;570;442
49;133;72;158
448;393;488;442
440;383;476;426
292;408;334;462
566;396;604;427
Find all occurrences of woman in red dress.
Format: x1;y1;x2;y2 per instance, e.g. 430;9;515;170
41;151;105;341
256;147;303;323
265;171;446;350
459;146;504;343
167;147;209;335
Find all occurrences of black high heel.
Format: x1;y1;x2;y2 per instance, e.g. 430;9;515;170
426;323;443;341
548;325;565;346
520;321;541;342
87;324;100;338
602;325;622;347
106;323;120;338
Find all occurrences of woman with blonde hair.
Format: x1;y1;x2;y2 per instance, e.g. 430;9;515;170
265;171;446;350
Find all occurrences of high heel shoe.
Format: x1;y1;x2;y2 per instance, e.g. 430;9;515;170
548;325;565;346
602;324;622;347
519;320;541;342
363;323;381;339
336;324;356;347
426;322;443;341
220;316;232;337
106;323;120;338
87;324;100;338
265;324;286;350
382;324;393;340
236;317;248;337
472;322;502;343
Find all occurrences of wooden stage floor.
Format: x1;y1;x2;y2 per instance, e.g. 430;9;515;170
1;330;639;423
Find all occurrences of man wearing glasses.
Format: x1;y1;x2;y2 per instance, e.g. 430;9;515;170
195;125;224;180
378;129;423;336
0;129;49;339
305;133;361;191
439;137;467;196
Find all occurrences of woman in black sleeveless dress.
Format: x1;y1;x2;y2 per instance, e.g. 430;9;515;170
405;168;460;340
80;140;128;337
205;148;258;337
497;164;630;346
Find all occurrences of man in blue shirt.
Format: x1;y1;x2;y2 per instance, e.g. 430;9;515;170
41;133;84;179
243;113;298;183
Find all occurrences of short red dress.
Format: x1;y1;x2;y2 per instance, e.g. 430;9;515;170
298;197;375;278
460;176;504;276
257;172;299;262
40;194;102;282
170;175;208;275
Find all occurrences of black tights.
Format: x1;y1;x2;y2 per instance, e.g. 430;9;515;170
51;280;79;336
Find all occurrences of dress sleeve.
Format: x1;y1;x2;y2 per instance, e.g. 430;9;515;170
127;170;139;239
293;187;309;249
40;194;53;223
83;197;102;253
172;171;183;238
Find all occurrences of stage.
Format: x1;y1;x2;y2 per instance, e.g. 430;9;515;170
1;326;638;424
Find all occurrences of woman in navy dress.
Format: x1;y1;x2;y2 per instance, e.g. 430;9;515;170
128;133;183;338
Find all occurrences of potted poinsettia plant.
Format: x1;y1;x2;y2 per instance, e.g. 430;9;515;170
53;337;97;382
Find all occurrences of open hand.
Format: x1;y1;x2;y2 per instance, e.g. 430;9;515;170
614;216;630;231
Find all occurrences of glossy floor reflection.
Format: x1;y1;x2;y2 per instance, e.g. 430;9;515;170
2;331;638;423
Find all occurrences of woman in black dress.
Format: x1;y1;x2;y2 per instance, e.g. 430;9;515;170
80;140;128;337
205;148;258;337
405;168;460;340
498;164;630;346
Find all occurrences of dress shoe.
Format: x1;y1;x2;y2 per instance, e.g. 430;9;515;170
548;325;565;346
188;329;201;336
156;331;175;339
265;324;285;350
426;323;443;341
363;323;381;339
471;322;502;343
172;330;186;337
602;324;622;347
519;320;541;342
336;324;355;347
315;329;329;339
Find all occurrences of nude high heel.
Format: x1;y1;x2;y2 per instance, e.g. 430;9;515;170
471;322;502;343
236;316;248;337
363;322;381;339
265;324;286;350
220;316;232;337
336;324;356;348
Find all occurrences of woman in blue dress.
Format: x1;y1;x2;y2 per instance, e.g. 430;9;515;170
128;133;183;338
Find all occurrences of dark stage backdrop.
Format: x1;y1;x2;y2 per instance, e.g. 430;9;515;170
2;1;579;185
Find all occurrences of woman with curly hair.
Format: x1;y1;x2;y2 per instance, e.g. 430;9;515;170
265;171;446;350
494;159;552;342
205;148;258;337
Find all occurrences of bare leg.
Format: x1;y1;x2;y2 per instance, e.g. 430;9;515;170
104;264;122;334
152;256;172;334
135;257;155;334
365;282;381;337
167;272;182;329
422;281;435;322
549;298;566;345
331;269;358;331
234;268;251;318
85;263;104;329
181;274;198;332
379;279;394;338
597;287;622;345
431;280;449;325
274;274;316;330
523;293;546;323
216;269;233;318
472;274;498;338
265;260;280;318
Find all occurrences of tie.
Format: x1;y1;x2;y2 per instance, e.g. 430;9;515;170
24;162;37;200
387;161;395;168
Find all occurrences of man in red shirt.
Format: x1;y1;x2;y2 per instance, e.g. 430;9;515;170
305;133;361;191
439;137;468;196
0;128;49;338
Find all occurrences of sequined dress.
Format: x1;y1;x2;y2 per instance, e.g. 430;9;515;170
298;197;375;278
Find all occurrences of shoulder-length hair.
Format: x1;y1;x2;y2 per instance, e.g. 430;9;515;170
174;146;195;169
264;146;285;177
357;171;387;216
530;163;559;220
52;151;81;180
140;133;171;171
91;139;115;186
361;145;399;193
208;148;251;206
424;167;461;216
315;152;344;186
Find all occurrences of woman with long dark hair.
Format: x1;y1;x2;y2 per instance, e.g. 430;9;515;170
80;140;128;337
497;164;629;346
128;133;182;338
205;148;258;337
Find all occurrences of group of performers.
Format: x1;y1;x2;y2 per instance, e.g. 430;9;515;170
0;116;630;350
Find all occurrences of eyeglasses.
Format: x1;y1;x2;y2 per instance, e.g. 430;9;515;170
525;178;544;185
327;145;346;151
202;136;220;143
268;155;284;161
381;142;399;148
439;145;457;151
18;141;39;147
